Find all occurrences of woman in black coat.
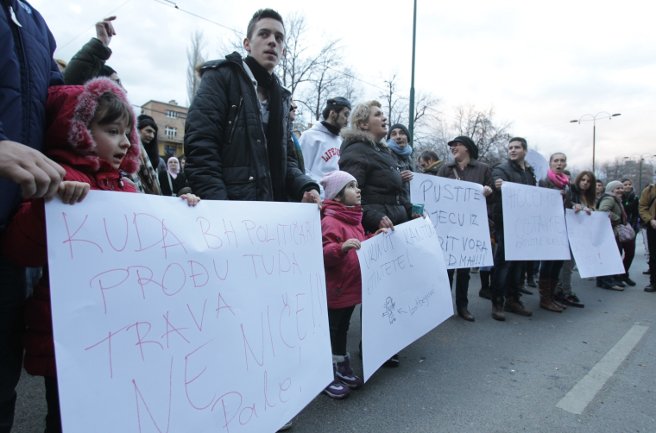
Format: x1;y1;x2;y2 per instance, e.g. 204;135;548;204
338;101;411;233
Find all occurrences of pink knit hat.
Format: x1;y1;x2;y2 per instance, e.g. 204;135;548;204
320;170;356;200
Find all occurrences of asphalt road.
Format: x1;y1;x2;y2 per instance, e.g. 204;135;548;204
12;238;656;433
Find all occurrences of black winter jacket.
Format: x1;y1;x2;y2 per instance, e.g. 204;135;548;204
491;159;536;229
184;52;317;201
63;38;112;85
339;130;410;232
1;0;62;227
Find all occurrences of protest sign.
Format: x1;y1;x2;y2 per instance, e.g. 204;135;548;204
357;217;452;381
411;173;493;268
45;191;332;433
501;182;570;260
565;209;625;277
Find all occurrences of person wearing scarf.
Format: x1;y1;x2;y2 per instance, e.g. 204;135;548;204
387;123;414;199
158;156;187;196
537;153;572;312
184;9;319;207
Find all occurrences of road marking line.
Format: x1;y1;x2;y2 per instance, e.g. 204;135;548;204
556;323;649;415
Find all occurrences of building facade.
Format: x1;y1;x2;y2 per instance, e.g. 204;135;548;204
140;100;188;158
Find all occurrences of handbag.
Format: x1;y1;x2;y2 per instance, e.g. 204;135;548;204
615;223;636;243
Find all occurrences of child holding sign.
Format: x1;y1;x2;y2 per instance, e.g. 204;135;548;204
2;78;199;432
319;171;377;399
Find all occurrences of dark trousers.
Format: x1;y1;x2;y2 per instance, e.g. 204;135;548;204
0;256;26;433
447;268;471;309
539;260;564;281
491;231;524;302
620;237;636;276
44;376;62;433
328;306;356;356
648;226;656;285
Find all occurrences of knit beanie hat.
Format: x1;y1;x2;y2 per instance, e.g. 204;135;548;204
387;123;410;140
320;170;356;200
448;135;479;160
605;180;623;194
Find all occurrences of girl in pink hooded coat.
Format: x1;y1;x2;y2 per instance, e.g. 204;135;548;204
2;78;198;432
320;170;386;399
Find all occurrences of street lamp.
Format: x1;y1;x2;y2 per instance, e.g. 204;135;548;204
569;112;622;174
623;154;656;193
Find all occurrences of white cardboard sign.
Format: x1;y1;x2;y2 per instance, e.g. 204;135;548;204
45;191;332;433
410;173;493;268
565;209;625;277
357;218;452;381
501;182;570;260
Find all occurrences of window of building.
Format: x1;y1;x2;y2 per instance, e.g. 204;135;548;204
166;110;178;118
164;126;177;138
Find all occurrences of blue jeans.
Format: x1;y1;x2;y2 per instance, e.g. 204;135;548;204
0;255;26;433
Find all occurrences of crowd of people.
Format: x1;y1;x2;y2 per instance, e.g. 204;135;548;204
2;3;656;432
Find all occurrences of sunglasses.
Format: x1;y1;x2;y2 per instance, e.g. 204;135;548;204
290;106;298;112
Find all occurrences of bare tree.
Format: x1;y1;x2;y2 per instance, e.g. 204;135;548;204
279;14;341;99
381;75;404;124
449;105;512;165
186;31;206;104
304;59;344;121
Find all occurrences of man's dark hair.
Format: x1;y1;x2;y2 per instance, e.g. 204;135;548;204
420;150;439;162
509;136;528;150
247;9;284;39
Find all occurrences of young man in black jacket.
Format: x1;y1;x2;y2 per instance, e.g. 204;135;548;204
184;8;319;204
490;137;537;321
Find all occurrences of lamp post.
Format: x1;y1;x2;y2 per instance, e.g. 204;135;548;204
623;154;656;193
408;0;417;143
569;112;621;174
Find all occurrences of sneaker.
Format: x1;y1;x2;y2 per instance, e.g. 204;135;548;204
598;281;624;291
645;285;656;293
613;278;626;288
383;354;400;368
335;355;363;389
323;379;350;399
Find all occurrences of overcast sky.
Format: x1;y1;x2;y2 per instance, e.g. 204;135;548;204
31;0;656;172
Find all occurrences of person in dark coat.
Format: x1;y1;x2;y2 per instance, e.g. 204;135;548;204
418;150;441;175
63;16;122;87
158;156;188;196
437;136;493;322
490;137;537;321
620;177;640;286
386;123;414;199
339;101;411;234
1;2;65;430
184;9;319;204
339;100;411;367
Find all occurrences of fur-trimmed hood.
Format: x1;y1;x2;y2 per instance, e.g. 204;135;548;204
45;78;140;174
340;128;387;153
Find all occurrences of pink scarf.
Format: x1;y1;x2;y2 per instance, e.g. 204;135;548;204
547;169;569;189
